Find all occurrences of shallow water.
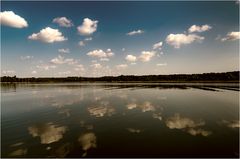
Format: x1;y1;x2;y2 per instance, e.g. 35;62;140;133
1;83;239;157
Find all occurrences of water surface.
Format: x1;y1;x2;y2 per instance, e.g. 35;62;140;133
1;83;239;157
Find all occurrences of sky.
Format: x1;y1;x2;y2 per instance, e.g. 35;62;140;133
1;1;239;77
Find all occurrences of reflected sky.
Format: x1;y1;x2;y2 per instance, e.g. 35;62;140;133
28;123;67;144
1;83;239;157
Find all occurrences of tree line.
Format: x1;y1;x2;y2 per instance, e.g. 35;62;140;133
0;71;239;83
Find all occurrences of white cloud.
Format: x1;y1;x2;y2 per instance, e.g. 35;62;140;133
100;58;109;61
91;63;102;69
58;48;70;54
0;11;28;28
2;70;16;75
50;55;77;65
153;41;163;50
28;27;67;43
31;70;37;74
125;55;137;62
79;41;85;46
36;64;56;70
116;64;128;70
87;49;114;59
58;71;71;76
127;29;144;36
166;33;204;48
77;18;98;35
74;64;85;71
221;31;240;41
138;51;155;62
188;24;212;33
85;37;92;41
52;17;73;27
157;63;167;66
20;55;33;60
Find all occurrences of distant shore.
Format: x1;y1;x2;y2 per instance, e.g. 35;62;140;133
1;71;239;83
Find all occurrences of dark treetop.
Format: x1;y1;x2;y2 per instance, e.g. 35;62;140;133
1;71;239;83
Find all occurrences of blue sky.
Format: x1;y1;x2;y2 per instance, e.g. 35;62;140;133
1;1;239;77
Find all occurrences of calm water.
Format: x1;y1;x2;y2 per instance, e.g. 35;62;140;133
1;83;239;158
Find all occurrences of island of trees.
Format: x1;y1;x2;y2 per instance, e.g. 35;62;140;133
0;71;239;83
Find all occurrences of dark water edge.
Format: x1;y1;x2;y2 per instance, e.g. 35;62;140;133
1;83;239;158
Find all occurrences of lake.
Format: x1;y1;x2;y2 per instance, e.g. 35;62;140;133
1;83;239;158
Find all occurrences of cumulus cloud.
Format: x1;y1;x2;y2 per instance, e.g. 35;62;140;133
74;64;85;72
188;24;212;33
28;27;67;43
91;63;102;69
100;58;109;61
157;63;167;66
53;17;73;27
31;70;37;74
20;55;33;60
166;33;204;48
78;41;85;46
125;55;137;62
50;55;77;65
77;18;98;35
58;48;70;54
58;71;71;76
127;29;144;36
87;49;114;59
138;51;155;62
153;41;163;50
0;11;28;28
85;37;92;41
2;70;16;75
221;31;240;41
116;64;128;70
36;64;56;70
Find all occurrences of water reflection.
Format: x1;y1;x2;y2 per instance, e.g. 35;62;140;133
1;83;239;157
127;128;142;133
152;112;162;121
221;120;240;128
54;143;71;158
78;132;97;157
88;101;115;118
28;123;67;144
9;148;28;157
165;113;211;137
126;101;156;112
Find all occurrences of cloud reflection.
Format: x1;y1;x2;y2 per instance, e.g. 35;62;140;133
88;101;115;117
126;101;156;112
28;123;67;144
221;120;240;128
166;113;211;137
127;128;142;133
9;148;27;157
78;132;97;157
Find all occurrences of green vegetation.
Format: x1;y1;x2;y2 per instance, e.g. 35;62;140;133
1;71;239;83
